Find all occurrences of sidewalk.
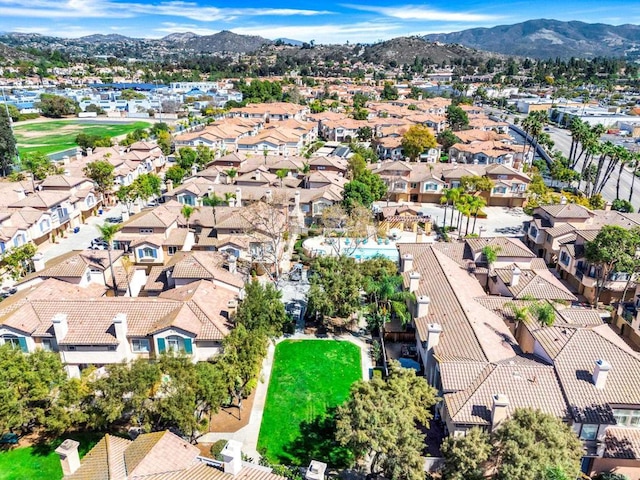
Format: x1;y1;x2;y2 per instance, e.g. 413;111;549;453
197;332;373;459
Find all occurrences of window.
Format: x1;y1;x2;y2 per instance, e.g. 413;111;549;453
2;335;21;350
139;228;153;234
560;251;571;266
42;339;53;352
132;339;150;352
168;246;178;255
40;219;50;232
138;247;158;260
410;183;418;189
580;424;598;440
613;409;640;428
166;336;182;352
530;226;538;238
424;183;438;191
546;233;553;243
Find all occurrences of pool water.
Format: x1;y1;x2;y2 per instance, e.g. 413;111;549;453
351;247;399;261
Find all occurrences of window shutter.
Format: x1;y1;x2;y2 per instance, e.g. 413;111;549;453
157;338;166;353
183;338;193;354
18;337;28;353
152;249;157;259
137;248;144;258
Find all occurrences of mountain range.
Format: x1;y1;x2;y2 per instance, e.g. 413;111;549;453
1;20;639;62
423;19;640;59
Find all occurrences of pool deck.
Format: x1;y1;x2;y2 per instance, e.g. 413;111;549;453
303;231;435;259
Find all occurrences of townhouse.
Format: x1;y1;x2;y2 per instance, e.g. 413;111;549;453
0;274;241;377
398;239;640;478
526;204;640;304
373;161;530;207
448;140;528;167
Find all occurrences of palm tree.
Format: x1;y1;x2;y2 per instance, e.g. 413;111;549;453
96;222;122;297
442;187;462;230
224;168;237;185
457;194;473;236
467;195;486;236
181;204;198;231
276;169;288;188
365;275;415;328
505;301;530;330
299;161;311;189
224;192;236;206
629;153;640;204
481;245;501;289
202;192;225;226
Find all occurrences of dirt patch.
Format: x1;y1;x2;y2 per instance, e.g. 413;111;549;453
208;389;256;433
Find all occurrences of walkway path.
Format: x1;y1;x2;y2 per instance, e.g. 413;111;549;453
197;332;373;460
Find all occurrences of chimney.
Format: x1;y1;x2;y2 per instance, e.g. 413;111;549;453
605;201;612;212
62;155;70;165
560;195;567;205
305;461;327;480
191;164;198;177
52;313;69;343
208;186;214;195
491;394;510;430
416;295;430;318
32;252;45;272
165;179;174;194
400;253;413;272
228;255;237;274
121;206;130;222
255;170;261;181
265;189;273;202
113;313;128;343
294;190;301;208
409;271;421;293
593;359;611;389
510;266;521;287
55;439;81;476
235;187;242;206
221;440;243;475
227;299;238;316
427;323;442;351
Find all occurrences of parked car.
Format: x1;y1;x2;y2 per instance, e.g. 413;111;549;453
106;216;123;224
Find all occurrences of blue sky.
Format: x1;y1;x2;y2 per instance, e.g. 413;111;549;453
1;0;639;44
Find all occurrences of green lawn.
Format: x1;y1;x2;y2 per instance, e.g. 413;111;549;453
14;119;152;156
0;431;104;480
257;340;362;465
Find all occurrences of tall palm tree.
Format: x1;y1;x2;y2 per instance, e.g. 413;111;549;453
202;192;225;226
276;169;288;188
96;222;122;297
481;245;501;289
456;194;473;236
614;147;631;200
443;187;462;230
467;195;486;236
365;275;415;328
629;153;640;204
181;204;198;231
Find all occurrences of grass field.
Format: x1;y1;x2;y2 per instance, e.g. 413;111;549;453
0;431;103;480
257;340;362;465
14;119;152;156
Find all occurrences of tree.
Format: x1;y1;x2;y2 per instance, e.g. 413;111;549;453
165;165;187;186
224;168;238;184
202;191;225;225
612;198;634;213
214;324;267;420
441;428;491;480
75;133;112;150
0;345;69;435
401;124;437;161
441;187;462;230
275;168;288;187
83;159;115;200
585;225;640;306
195;145;213;168
467;194;486;236
335;361;438;480
96;222;122;297
381;82;399;100
176;147;197;170
1;243;37;280
460;175;494;195
491;409;583;480
156;130;171;156
364;274;414;329
592;474;630;480
22;151;61;181
132;173;162;201
356;126;373;142
37;94;79;117
437;129;461;152
235;280;287;339
482;245;501;288
446;104;469;131
307;256;363;320
0;106;17;176
240;194;290;283
347;153;367;179
343;180;374;210
181;204;198;231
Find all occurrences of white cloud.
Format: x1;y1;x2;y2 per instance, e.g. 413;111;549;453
231;22;405;44
343;3;502;22
0;0;331;21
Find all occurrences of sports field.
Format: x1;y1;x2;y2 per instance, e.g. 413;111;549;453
257;340;362;465
14;119;152;156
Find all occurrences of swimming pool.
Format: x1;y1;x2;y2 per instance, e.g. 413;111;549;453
350;247;399;261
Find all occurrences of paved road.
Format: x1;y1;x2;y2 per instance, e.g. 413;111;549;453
39;204;125;263
487;106;640;206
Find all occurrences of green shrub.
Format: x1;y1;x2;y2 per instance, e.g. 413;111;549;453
210;439;228;460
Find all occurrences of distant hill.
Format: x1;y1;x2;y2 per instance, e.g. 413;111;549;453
181;30;272;53
423;19;640;59
275;38;303;47
361;36;497;65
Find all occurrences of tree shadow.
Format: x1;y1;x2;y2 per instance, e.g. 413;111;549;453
281;408;354;468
